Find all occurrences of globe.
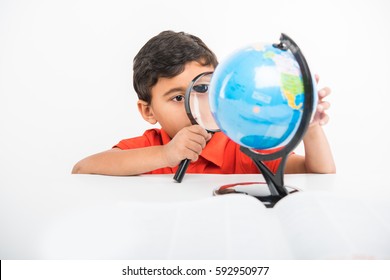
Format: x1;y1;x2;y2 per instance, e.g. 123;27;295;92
209;42;317;150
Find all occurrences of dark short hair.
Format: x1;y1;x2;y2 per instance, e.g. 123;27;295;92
133;30;218;103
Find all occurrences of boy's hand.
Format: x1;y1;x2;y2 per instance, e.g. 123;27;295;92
311;74;331;127
162;125;212;167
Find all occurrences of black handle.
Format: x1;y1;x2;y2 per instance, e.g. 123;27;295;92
173;159;190;183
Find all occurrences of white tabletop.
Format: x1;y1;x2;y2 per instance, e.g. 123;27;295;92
1;172;389;259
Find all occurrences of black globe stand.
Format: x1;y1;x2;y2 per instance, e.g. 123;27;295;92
239;33;315;208
239;147;289;208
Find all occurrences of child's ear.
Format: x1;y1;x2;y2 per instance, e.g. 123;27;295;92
137;100;158;124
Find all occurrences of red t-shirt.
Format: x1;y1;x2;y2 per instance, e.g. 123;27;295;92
114;129;281;175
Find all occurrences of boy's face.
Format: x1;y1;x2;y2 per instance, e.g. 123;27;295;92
141;61;214;138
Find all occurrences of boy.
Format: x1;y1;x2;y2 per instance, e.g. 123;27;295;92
72;31;336;176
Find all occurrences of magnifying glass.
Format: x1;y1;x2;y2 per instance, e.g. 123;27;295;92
173;71;220;183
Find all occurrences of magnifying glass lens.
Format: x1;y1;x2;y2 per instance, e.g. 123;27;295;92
188;73;219;132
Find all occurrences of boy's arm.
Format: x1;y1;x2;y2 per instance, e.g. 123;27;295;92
72;146;168;175
285;124;336;174
72;125;211;175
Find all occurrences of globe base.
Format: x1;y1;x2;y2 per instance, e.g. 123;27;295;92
240;146;292;207
213;181;299;208
253;186;299;208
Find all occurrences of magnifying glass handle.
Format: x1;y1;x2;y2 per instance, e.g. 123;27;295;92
173;159;190;183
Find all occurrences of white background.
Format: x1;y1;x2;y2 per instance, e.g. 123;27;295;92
1;0;389;180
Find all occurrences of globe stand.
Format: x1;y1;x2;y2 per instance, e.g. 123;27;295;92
239;33;315;208
239;147;291;208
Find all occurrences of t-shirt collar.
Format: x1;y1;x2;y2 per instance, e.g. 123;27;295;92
200;132;228;167
160;129;173;145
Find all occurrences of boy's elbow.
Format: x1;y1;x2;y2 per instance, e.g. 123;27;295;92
71;164;80;174
324;162;337;174
312;165;337;174
318;168;336;174
327;166;337;174
72;162;85;174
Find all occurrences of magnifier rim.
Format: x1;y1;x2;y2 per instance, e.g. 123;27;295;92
184;71;220;133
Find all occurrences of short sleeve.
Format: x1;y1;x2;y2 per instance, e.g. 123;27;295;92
113;129;163;150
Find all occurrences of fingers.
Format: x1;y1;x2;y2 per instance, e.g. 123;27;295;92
309;80;332;127
314;97;331;126
315;74;320;84
167;125;212;164
317;101;330;112
318;87;331;99
319;114;329;126
184;125;211;161
186;134;207;154
188;125;212;141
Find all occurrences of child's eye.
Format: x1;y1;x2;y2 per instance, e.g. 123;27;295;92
172;95;185;102
193;84;208;93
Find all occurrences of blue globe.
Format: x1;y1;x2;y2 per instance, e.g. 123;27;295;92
209;43;317;150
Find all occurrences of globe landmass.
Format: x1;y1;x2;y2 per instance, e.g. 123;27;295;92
210;43;315;150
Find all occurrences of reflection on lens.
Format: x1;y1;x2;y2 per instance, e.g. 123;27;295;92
193;84;208;93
